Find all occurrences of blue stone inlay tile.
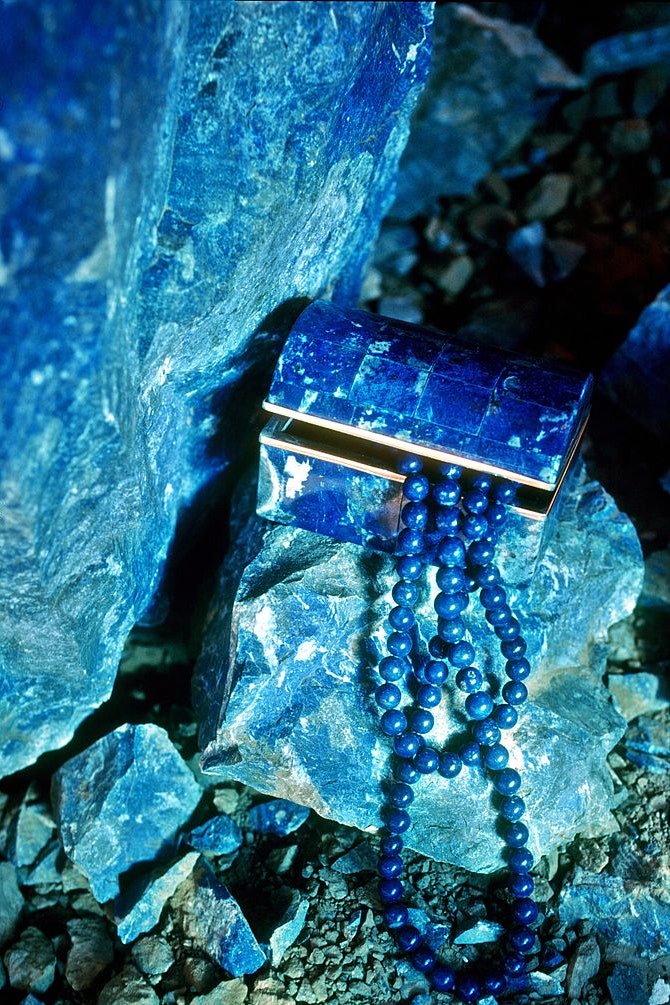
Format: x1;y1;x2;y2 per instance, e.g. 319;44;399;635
350;355;429;413
433;341;503;388
479;398;570;460
415;372;491;433
498;362;583;408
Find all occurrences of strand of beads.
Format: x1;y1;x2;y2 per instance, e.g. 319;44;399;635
374;457;540;1003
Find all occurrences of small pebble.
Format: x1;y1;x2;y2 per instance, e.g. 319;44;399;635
609;119;652;156
566;935;601;998
4;926;55;993
524;173;573;220
247;799;310;837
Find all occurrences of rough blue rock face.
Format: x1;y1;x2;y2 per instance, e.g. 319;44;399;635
172;857;266;977
0;0;433;778
247;799;311;838
186;815;242;856
52;723;202;903
197;469;643;873
601;283;670;438
559;866;670;958
392;3;581;217
115;852;199;945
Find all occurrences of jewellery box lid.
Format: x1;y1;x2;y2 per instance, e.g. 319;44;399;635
263;300;593;490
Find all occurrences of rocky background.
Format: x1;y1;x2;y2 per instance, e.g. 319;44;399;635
1;3;670;1005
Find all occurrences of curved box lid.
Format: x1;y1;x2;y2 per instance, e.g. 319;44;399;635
264;300;593;491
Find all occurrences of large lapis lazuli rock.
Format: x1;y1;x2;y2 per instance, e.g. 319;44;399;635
197;470;643;873
0;1;433;777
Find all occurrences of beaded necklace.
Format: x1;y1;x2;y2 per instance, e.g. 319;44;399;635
374;455;539;1003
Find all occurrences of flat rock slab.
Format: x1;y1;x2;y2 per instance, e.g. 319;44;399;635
197;471;643;872
52;723;201;903
0;0;433;778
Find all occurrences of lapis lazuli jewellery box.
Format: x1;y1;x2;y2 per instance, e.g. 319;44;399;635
257;300;593;576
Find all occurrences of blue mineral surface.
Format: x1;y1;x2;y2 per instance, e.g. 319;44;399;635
172;857;266;977
186;815;243;856
559;866;670;958
0;0;433;778
197;469;643;872
115;852;199;945
601;283;670;438
247;799;311;837
52;723;202;903
268;893;310;966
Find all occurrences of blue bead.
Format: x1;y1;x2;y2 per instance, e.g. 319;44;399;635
435;567;467;593
394;733;422;759
462;513;488;540
512;898;539;925
509;873;534;897
435;507;460;534
463;489;488;514
494;481;517;504
437;536;466;567
483;743;509;770
501;637;527;659
397;527;424;556
486;502;507;528
380;834;403;856
472;564;500;587
455;666;483;692
509;925;535;954
401;500;428;530
431;965;456;992
384;903;408;928
394;760;420;785
385;808;411;834
493;768;521;795
473;473;493;492
398;454;423;475
434;591;468;618
433;479;460;507
493;703;519;730
468;540;495;566
408;709;434;734
486;606;513;627
416;684;441;708
483;973;508;995
378;877;403;903
506;822;529;848
396;555;423;581
392;581;420;607
472;718;501;746
403;474;430;501
378;854;403;878
509;848;534;873
455;973;481;1003
380;710;407;736
424;660;448;685
439;463;463;479
465;691;494;720
480;585;507;609
495;618;521;641
503;681;528;706
461;741;481;766
428;636;449;659
390;783;414;808
438;751;462;778
387;632;413;658
449;640;476;668
413;747;439;774
388;605;416;631
437;617;466;643
500;795;526;821
503;952;526;976
375;683;401;709
378;656;408;682
395;925;421;952
412;946;436;973
506;658;530;681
